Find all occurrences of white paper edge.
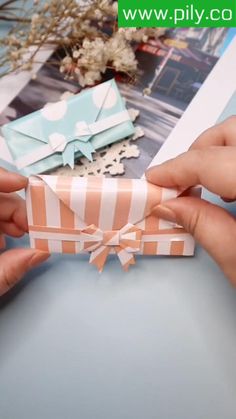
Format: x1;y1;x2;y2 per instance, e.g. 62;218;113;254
148;36;236;168
0;46;54;164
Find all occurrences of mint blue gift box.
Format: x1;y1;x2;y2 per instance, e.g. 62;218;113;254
2;79;135;176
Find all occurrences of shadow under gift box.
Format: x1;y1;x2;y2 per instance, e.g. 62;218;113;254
1;80;135;176
26;175;195;272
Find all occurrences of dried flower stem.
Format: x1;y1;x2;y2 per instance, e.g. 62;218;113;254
0;0;165;85
0;15;30;22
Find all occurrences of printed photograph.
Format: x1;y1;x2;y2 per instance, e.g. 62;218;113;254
0;27;232;179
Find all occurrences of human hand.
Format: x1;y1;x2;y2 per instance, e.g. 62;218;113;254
0;169;50;297
146;116;236;284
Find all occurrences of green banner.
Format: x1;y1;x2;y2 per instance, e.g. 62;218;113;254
118;0;236;27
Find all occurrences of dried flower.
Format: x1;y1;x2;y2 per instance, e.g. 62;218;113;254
143;87;152;96
0;0;165;85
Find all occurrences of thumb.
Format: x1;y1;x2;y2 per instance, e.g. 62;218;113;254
155;197;236;284
0;249;50;297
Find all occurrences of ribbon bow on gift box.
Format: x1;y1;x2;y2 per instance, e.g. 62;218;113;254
27;175;196;272
81;224;143;272
44;111;130;168
12;110;131;170
2;80;134;173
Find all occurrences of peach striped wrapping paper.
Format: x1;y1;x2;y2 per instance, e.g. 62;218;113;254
26;175;195;271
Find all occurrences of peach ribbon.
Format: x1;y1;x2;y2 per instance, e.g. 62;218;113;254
81;223;142;272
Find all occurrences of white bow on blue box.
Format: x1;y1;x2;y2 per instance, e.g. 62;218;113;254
1;79;135;175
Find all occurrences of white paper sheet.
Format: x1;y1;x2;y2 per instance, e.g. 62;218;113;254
149;36;236;167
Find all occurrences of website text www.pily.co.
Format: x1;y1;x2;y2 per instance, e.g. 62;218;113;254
118;0;236;27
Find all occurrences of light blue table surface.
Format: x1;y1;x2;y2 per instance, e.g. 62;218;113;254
0;183;236;419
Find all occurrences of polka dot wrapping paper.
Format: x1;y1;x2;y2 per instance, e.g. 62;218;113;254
1;80;135;176
26;175;195;272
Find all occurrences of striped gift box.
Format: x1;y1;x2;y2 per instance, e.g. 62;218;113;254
26;175;195;271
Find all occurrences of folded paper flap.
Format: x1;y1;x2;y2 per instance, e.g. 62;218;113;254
3;80;121;144
2;115;48;144
28;175;179;231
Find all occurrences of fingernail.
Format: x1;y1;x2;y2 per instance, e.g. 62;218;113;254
145;166;152;174
15;173;26;180
28;251;50;269
145;166;157;177
155;204;177;223
7;171;28;189
7;170;26;181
